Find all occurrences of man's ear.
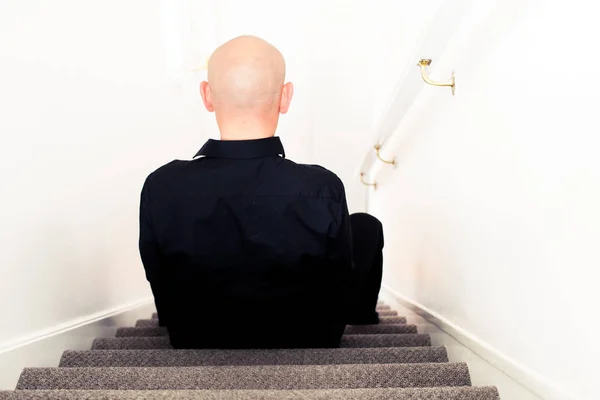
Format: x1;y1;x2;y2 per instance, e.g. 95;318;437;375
200;81;214;112
279;82;294;115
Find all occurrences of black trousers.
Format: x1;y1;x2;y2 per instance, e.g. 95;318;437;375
347;212;384;324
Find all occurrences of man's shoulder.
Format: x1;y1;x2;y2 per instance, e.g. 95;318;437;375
143;159;190;188
298;163;342;183
285;161;345;199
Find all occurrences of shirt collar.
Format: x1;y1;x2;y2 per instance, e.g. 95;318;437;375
194;137;286;159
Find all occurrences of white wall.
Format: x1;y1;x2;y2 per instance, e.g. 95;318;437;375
0;0;434;353
0;0;205;351
0;0;429;353
368;1;600;398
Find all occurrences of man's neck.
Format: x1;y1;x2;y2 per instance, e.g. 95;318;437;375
218;125;276;141
219;133;274;141
216;114;279;141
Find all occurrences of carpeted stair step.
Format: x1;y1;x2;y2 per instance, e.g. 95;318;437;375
91;334;431;350
345;324;416;334
135;315;407;328
149;309;398;320
16;363;471;390
116;324;418;337
59;347;447;367
147;303;394;320
375;310;398;316
364;316;406;324
0;387;501;399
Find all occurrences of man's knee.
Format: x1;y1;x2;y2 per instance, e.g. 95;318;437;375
350;213;383;233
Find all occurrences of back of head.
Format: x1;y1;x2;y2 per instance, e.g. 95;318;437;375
200;36;294;141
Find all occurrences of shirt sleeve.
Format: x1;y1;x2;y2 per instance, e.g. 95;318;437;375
139;177;169;326
326;185;354;320
139;178;160;281
330;188;354;272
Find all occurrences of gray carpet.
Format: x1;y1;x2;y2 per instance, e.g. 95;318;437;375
59;347;449;367
148;304;393;318
1;387;500;399
117;324;418;337
91;334;432;349
4;302;500;399
17;364;472;389
135;315;407;327
148;310;399;319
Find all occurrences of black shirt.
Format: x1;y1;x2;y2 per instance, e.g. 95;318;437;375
139;136;353;348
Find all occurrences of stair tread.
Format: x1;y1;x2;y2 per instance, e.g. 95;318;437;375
91;334;431;350
1;387;500;399
117;324;418;337
136;315;407;327
59;347;448;367
150;306;395;319
16;363;471;390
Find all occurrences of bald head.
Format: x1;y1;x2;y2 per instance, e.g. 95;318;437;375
200;36;294;140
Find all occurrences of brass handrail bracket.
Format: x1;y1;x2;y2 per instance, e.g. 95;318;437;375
374;144;396;165
360;172;377;190
417;59;455;95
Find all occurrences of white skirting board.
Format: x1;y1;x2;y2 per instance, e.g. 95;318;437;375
0;298;155;390
381;285;571;400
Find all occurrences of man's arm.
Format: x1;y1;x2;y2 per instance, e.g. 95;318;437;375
326;185;354;322
139;179;168;326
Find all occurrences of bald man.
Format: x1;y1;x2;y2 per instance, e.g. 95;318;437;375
139;36;384;349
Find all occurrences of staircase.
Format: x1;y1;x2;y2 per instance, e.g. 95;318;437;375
1;302;500;399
